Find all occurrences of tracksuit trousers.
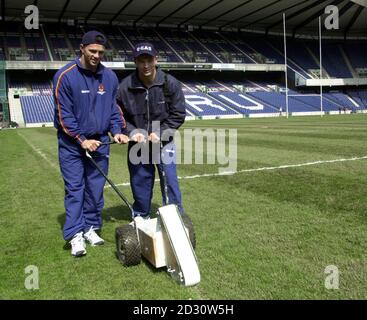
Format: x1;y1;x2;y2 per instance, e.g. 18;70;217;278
58;132;109;241
128;141;184;218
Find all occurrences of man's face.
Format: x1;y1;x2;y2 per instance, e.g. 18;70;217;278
80;43;105;68
135;54;157;77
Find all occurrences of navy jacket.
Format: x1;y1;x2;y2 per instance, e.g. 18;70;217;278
116;68;186;136
53;58;125;145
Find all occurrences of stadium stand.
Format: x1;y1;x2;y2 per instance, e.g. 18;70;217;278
209;92;279;116
324;92;361;111
8;80;28;91
184;92;240;117
20;95;54;125
308;41;353;78
348;90;367;108
158;29;218;63
1;0;367;127
8;71;367;126
248;91;321;114
43;24;75;61
122;28;181;63
98;25;133;62
2;22;366;77
343;41;367;78
23;28;50;61
191;30;253;64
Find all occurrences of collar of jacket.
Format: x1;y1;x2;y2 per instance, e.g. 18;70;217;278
75;57;104;76
129;67;165;89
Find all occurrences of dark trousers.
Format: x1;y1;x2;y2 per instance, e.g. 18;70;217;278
58;132;109;241
128;141;184;218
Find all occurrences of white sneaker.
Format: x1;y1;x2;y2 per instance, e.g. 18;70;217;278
84;226;104;246
70;232;86;257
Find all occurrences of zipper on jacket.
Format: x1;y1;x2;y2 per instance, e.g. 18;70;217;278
82;72;99;135
145;89;150;133
94;78;101;134
133;86;150;133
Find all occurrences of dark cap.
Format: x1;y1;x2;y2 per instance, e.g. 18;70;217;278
133;42;157;58
81;30;107;46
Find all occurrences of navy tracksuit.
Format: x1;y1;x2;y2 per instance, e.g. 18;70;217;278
117;68;186;217
53;58;125;241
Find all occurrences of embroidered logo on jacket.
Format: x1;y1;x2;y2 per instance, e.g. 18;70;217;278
97;84;106;95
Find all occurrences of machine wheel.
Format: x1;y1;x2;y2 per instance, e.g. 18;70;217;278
115;224;141;266
181;213;196;250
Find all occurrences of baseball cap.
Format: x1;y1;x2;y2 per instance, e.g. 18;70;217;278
133;42;157;58
81;30;107;46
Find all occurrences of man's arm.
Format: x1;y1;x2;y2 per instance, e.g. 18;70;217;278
53;72;86;145
116;85;138;136
110;78;129;144
160;78;186;132
110;78;126;136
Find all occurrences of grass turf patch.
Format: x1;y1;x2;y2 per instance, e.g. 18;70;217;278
0;115;366;299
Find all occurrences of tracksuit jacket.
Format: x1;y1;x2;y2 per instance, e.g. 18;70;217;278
116;68;186;136
54;58;125;143
53;58;125;240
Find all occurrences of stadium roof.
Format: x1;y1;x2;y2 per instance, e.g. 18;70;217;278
2;0;367;37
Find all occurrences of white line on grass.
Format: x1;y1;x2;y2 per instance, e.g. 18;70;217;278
17;131;59;170
105;155;367;189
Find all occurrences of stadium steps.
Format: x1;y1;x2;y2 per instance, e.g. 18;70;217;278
247;80;270;92
218;33;257;63
346;95;362;109
8;94;25;127
325;93;360;111
266;41;312;79
214;80;234;92
304;44;330;78
185;108;195;117
348;91;367;109
340;94;359;109
180;81;198;93
347;91;363;107
40;25;54;61
188;32;222;64
19;33;27;52
338;45;358;78
117;28;135;50
63;30;76;55
155;30;186;63
312;43;353;79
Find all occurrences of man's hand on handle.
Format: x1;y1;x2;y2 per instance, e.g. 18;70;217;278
114;134;130;144
129;132;160;144
130;133;146;143
81;139;101;152
148;132;160;143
